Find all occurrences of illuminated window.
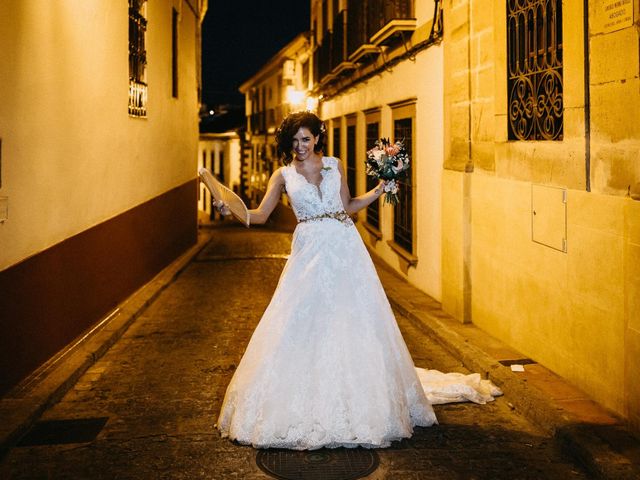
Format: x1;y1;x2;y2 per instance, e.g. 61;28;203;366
128;0;147;117
507;0;563;140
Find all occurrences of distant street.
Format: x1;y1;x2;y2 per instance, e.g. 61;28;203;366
1;224;588;479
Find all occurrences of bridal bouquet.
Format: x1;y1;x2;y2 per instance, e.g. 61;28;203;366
365;138;410;205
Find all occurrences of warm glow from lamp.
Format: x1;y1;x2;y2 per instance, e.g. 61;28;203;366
285;86;306;106
305;96;318;112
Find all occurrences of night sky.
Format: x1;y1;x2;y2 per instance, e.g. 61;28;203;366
201;1;310;108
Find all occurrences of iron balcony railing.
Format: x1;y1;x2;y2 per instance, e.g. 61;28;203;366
331;10;345;70
317;31;333;82
367;0;416;46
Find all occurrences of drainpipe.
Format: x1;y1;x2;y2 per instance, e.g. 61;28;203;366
463;0;473;324
583;0;591;192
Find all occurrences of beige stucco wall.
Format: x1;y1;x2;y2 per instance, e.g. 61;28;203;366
470;174;640;417
442;0;640;426
0;0;199;270
198;133;241;214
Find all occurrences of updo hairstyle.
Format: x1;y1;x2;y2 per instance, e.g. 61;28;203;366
275;111;327;165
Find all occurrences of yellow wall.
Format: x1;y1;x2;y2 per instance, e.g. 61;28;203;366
441;0;640;427
0;0;199;270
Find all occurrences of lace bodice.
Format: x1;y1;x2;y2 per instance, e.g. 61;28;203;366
281;157;345;221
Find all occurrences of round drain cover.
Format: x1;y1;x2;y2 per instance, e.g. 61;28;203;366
256;448;379;480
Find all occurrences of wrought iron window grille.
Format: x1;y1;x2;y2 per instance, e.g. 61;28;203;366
507;0;563;141
128;0;148;117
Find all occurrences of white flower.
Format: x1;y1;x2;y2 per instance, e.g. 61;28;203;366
384;179;398;194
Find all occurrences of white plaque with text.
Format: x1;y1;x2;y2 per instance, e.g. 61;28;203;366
593;0;634;34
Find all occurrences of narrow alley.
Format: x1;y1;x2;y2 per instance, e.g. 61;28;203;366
1;225;587;479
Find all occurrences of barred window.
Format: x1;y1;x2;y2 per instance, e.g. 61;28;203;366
393;118;413;253
346;124;356;196
365;121;380;230
507;0;563;140
129;0;147;117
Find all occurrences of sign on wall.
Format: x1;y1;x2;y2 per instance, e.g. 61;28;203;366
592;0;634;34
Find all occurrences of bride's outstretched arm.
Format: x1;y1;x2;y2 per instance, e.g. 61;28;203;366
246;168;286;225
337;161;384;214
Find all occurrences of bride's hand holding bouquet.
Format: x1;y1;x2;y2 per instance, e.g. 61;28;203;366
366;138;410;205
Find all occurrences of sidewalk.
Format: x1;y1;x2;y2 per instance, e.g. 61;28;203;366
369;250;640;480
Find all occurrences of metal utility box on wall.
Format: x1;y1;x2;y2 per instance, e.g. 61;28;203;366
531;184;567;252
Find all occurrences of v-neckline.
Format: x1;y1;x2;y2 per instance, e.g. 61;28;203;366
292;157;328;197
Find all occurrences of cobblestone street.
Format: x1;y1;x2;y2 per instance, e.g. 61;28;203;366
0;225;589;479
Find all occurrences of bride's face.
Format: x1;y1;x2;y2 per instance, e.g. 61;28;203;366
292;127;319;162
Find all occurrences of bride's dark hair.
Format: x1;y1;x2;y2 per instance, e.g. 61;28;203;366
275;111;326;165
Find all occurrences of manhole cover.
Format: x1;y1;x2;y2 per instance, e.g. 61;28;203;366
256;448;379;480
17;417;109;446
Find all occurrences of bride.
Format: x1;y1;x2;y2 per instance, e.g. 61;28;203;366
213;111;500;450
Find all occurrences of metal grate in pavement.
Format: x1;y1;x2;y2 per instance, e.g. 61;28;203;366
498;358;537;367
16;417;108;446
256;448;379;480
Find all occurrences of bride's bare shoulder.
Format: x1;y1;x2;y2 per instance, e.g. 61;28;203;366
269;167;286;185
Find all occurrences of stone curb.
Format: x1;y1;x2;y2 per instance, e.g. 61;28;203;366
0;231;212;458
377;263;639;480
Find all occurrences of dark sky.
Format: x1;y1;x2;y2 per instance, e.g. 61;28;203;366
201;1;310;108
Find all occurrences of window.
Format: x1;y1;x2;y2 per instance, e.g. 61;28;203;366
507;0;563;140
393;117;413;253
171;8;178;98
346;123;356;197
301;60;309;89
365;120;380;230
333;125;341;158
128;0;147;117
218;151;225;183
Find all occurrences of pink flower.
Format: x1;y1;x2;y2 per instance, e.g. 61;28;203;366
392;158;404;173
384;145;399;156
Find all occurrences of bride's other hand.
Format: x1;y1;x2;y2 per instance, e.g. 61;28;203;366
213;200;231;215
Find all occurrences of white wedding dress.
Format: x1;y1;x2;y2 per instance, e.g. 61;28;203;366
216;157;501;450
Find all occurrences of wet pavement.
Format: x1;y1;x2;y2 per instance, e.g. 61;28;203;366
0;225;589;479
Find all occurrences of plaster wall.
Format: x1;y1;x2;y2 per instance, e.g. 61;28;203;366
0;0;199;270
198;134;242;215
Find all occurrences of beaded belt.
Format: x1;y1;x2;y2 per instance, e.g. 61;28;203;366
298;210;353;226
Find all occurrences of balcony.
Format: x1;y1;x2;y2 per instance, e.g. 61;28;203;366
347;1;379;63
367;0;416;46
316;32;336;84
330;10;356;75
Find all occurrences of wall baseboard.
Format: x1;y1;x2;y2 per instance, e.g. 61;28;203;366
0;180;198;396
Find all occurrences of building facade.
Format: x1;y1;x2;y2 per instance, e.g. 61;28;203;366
313;0;445;302
239;33;315;208
0;0;206;396
198;131;242;221
441;0;640;431
309;0;640;431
